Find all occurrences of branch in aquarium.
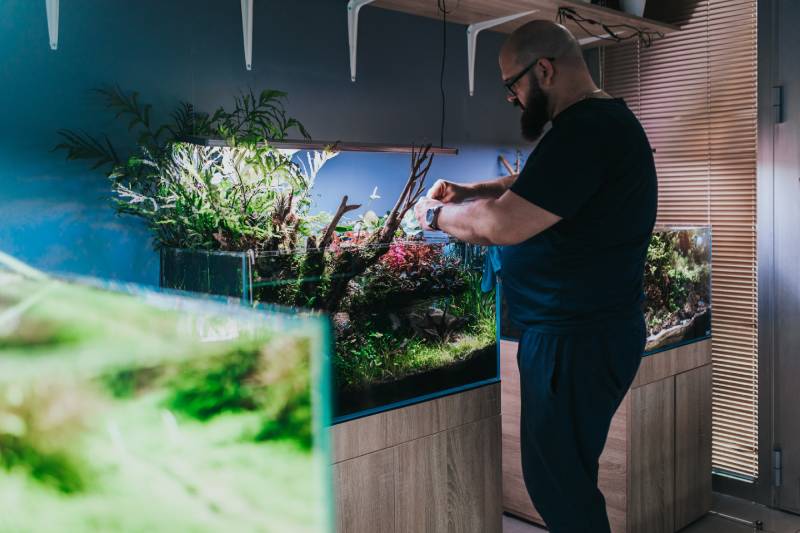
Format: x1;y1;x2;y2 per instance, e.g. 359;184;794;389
320;196;361;250
381;144;434;241
317;145;435;311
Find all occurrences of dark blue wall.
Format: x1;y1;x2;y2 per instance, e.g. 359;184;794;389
0;0;524;285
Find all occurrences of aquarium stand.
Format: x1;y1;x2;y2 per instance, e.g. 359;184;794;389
331;383;502;532
501;338;713;532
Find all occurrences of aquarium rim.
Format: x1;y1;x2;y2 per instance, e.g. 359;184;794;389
332;378;500;425
652;224;713;231
498;333;713;357
160;238;468;260
60;271;330;326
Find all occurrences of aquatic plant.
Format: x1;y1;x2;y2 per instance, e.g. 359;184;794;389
164;338;313;448
0;383;93;493
55;86;309;178
643;230;710;341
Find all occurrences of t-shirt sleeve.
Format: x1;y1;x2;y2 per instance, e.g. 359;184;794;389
510;117;611;219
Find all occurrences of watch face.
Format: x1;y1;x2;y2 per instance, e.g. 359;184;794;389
426;208;435;226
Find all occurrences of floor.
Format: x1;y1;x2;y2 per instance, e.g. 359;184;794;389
503;493;800;533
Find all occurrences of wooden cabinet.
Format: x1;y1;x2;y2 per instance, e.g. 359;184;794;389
333;384;502;533
501;340;712;533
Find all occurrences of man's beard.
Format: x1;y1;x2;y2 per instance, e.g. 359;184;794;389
519;78;550;142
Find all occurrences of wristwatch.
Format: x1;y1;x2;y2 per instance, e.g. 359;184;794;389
426;205;444;231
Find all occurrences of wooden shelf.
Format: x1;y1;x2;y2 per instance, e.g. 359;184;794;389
371;0;680;46
182;136;459;156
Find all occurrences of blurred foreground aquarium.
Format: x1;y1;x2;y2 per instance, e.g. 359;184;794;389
162;239;498;422
0;254;331;533
500;226;712;354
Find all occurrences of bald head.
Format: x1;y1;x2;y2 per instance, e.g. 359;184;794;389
501;20;585;70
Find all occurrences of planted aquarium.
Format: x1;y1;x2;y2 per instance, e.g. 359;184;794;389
162;239;497;421
500;226;712;355
55;87;498;423
0;254;331;532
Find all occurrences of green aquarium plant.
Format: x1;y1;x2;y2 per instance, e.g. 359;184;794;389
57;87;496;421
0;252;330;532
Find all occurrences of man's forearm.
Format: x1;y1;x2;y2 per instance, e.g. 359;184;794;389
465;174;517;199
435;199;500;245
430;190;561;246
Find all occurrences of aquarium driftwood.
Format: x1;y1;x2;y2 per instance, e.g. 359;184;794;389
308;145;434;311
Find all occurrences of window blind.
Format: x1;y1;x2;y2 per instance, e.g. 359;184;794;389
602;0;758;479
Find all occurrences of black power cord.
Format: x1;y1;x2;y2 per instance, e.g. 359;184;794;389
437;0;449;148
557;7;663;47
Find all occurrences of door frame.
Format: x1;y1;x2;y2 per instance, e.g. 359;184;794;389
712;0;776;506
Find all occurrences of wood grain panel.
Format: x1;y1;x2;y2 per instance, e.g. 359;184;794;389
438;382;500;433
371;0;679;38
675;364;712;529
446;416;503;533
394;433;447;533
629;377;675;533
332;383;501;463
334;448;395;533
385;397;442;449
331;411;389;463
500;340;543;524
632;339;712;389
602;394;630;533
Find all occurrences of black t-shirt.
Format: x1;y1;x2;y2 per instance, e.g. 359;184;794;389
502;97;657;329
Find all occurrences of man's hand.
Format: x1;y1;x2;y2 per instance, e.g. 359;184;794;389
426;179;472;203
414;197;444;230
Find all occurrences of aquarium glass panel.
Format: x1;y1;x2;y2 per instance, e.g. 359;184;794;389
161;239;499;422
499;226;712;355
0;266;331;532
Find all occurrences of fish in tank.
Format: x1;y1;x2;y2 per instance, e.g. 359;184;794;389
0;253;331;533
499;226;712;354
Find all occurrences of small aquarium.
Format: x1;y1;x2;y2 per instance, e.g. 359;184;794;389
162;239;498;422
0;254;331;532
500;226;712;355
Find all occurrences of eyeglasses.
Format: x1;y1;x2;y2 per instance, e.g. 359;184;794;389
503;57;556;99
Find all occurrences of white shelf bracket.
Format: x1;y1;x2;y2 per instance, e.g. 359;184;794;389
241;0;253;70
467;10;538;96
347;0;376;82
46;0;59;50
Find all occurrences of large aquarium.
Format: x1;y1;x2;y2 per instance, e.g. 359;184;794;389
162;239;498;422
0;254;331;532
500;226;712;354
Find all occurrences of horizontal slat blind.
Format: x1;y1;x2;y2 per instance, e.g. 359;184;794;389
602;0;758;479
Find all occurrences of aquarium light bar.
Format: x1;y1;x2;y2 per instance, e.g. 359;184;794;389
180;136;459;156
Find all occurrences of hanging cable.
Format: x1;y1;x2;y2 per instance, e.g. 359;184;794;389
437;0;450;148
556;7;663;47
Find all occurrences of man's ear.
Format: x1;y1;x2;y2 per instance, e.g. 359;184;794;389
538;58;556;88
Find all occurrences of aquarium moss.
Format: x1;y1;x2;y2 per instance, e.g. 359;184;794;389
0;272;327;533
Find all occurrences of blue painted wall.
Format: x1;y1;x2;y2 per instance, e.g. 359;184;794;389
0;0;526;285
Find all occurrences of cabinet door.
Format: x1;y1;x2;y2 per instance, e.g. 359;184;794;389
446;416;503;533
629;377;675;533
334;449;395;533
675;365;713;529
